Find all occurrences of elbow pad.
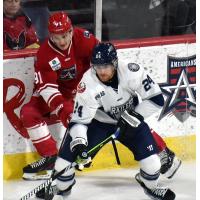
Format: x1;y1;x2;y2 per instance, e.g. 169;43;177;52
135;97;164;119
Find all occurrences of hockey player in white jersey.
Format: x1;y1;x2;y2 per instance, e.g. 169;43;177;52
40;42;176;200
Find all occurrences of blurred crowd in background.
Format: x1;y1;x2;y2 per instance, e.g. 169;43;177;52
3;0;196;51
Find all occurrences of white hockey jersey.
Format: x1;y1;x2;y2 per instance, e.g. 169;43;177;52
71;60;162;126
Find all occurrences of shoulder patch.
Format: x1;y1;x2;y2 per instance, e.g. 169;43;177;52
49;57;61;71
77;82;86;93
83;30;90;38
128;63;140;72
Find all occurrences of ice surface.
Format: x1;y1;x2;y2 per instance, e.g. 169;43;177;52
3;161;196;200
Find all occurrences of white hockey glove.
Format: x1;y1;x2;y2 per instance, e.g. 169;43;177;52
70;138;91;170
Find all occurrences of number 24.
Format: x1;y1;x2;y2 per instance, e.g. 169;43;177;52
142;75;154;91
74;102;83;117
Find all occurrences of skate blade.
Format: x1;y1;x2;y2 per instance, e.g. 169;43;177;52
22;170;52;180
164;157;182;179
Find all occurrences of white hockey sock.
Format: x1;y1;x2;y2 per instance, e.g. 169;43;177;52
139;154;161;189
55;157;75;191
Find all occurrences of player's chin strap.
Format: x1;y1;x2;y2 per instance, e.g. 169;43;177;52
19;128;121;200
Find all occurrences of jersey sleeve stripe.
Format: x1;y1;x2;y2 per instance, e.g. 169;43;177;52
47;92;62;107
37;83;59;94
40;86;61;104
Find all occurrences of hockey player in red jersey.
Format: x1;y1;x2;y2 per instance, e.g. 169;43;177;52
20;12;181;182
20;11;99;180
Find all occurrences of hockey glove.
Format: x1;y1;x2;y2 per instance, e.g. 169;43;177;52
70;138;91;170
57;101;74;128
117;110;144;133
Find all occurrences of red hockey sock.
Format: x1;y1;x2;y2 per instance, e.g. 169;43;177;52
33;135;58;157
151;129;167;152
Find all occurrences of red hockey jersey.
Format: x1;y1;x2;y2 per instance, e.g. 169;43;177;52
34;27;99;114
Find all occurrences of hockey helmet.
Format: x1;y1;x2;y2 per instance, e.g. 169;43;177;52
91;43;118;69
48;12;72;34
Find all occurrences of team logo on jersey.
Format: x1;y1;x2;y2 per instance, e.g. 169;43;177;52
59;65;76;80
84;30;90;38
128;63;140;72
77;82;86;93
110;96;135;118
158;55;196;122
49;57;61;71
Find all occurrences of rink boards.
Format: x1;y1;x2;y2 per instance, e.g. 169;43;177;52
3;35;196;180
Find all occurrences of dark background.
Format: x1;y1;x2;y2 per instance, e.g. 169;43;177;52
47;0;196;41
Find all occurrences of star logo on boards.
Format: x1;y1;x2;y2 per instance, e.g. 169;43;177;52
158;55;196;122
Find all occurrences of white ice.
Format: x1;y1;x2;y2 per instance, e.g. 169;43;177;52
3;161;196;200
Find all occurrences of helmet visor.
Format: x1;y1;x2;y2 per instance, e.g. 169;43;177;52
92;64;114;71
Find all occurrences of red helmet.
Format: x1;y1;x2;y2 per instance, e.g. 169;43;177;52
48;12;72;34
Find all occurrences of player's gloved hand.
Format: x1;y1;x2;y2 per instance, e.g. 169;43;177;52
117;110;144;133
57;101;73;128
70;138;91;170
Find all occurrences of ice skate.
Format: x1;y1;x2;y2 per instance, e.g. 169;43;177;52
23;155;57;180
135;173;176;200
36;180;75;199
159;148;182;179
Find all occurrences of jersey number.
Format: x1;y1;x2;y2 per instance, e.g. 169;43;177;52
34;71;43;84
142;75;154;91
74;102;83;117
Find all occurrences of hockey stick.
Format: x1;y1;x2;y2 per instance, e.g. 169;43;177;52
19;128;120;200
111;139;121;165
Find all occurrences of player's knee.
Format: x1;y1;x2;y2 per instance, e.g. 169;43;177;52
139;154;161;189
140;154;161;174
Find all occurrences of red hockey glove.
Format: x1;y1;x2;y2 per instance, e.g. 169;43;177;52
57;100;74;128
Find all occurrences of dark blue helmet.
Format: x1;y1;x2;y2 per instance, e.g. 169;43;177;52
91;42;118;69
